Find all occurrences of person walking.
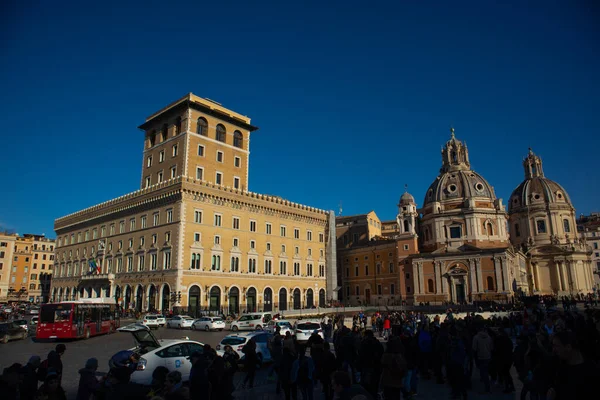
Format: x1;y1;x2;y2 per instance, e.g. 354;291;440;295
292;346;315;400
380;336;407;400
472;325;494;393
20;356;42;400
241;338;259;389
76;358;100;400
358;330;384;398
280;347;298;400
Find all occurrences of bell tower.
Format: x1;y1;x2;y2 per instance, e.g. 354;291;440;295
397;187;418;236
441;128;470;172
523;148;545;179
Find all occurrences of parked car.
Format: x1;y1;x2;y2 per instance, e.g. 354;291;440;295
294;321;324;342
192;316;225;331
30;316;39;326
13;319;28;332
0;322;28;343
216;331;273;364
167;315;194;329
29;308;40;315
155;315;166;327
264;319;294;335
230;312;272;331
117;324;205;385
139;315;160;329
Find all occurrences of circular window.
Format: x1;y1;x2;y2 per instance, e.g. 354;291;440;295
448;184;457;193
534;194;541;200
557;193;563;199
475;183;484;191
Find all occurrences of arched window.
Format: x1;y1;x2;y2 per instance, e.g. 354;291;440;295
148;131;156;148
486;222;493;236
233;130;243;148
211;255;221;271
487;276;494;290
563;219;570;233
452;151;458;162
428;279;434;293
216;124;226;143
161;124;168;142
514;223;521;237
190;253;200;270
175;117;182;135
197;117;207;136
403;220;409;233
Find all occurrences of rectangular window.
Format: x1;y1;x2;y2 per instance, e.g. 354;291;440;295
319;233;324;243
319;264;325;277
211;255;221;271
167;209;173;223
294;228;300;239
198;145;205;156
389;262;394;273
145;176;151;188
537;220;547;234
157;171;163;182
391;284;395;295
307;231;312;241
163;250;171;269
194;210;202;224
234;176;240;189
404;244;409;250
266;242;271;251
346;286;350;297
377;285;382;295
159;150;165;162
233;238;239;247
295;246;299;255
214;214;222;227
280;261;287;275
214;236;220;245
355;265;359;276
130;218;136;231
110;224;115;235
294;262;300;276
127;256;133;272
280;226;286;237
248;258;256;273
151;254;157;270
140;236;145;246
353;233;359;242
196;167;204;180
233;217;240;230
147;156;152;167
165;232;171;243
216;172;223;185
449;226;462;238
264;259;272;274
250;240;256;249
355;286;360;296
365;265;369;276
141;216;147;229
101;225;106;237
117;257;123;273
85;230;90;240
194;233;201;242
234;156;241;167
153;213;160;226
281;245;286;253
170;165;177;179
230;256;239;272
250;220;257;232
266;223;272;235
216;151;223;162
152;235;157;244
172;144;178;157
138;255;145;271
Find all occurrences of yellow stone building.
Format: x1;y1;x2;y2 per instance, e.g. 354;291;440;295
0;233;54;303
52;94;337;315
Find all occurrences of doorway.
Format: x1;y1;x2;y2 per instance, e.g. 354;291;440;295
365;288;371;305
455;283;466;303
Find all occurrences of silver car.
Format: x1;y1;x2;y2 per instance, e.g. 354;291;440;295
216;331;273;364
265;319;294;335
192;317;226;331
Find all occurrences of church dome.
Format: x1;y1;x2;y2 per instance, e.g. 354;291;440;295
399;191;415;206
423;129;496;207
508;149;572;213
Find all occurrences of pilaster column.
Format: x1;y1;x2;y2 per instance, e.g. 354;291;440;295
559;261;568;292
494;257;503;291
412;263;420;294
588;261;596;290
565;261;574;293
468;258;478;293
435;261;442;293
476;259;483;293
442;274;448;295
555;262;564;292
501;256;510;293
418;262;425;294
532;262;539;292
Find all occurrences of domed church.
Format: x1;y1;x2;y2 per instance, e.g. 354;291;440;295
508;149;594;295
409;130;528;304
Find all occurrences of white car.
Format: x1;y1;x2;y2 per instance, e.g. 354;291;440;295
265;319;294;335
117;324;204;385
216;331;273;364
155;315;166;327
167;315;194;329
294;321;324;343
29;308;40;315
192;317;225;331
139;315;160;329
30;316;39;326
230;312;272;332
14;319;28;332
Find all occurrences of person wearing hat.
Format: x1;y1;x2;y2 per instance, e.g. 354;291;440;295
36;370;67;400
19;356;42;400
76;358;100;400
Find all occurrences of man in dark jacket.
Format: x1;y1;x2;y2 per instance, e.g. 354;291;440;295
189;350;211;398
47;344;66;384
358;330;384;398
20;356;41;400
76;358;100;400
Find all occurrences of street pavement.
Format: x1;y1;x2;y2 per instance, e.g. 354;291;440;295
0;320;521;400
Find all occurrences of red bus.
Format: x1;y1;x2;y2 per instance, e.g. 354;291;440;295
37;299;120;340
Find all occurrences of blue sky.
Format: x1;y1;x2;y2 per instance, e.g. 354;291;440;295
1;1;598;237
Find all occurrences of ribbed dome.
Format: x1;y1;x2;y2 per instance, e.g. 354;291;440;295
423;169;496;206
508;149;573;213
399;192;415;205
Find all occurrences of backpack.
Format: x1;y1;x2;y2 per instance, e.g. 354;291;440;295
296;358;311;385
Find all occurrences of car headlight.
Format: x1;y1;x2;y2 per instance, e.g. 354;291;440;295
136;357;147;371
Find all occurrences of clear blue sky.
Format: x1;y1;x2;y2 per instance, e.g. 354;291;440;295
1;1;599;238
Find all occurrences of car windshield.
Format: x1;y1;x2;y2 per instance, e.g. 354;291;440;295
145;316;157;320
278;322;292;328
157;315;164;318
182;316;193;320
221;336;246;346
40;304;72;323
297;323;320;330
212;318;223;322
15;319;27;325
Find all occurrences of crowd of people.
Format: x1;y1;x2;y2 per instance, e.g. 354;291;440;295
1;298;599;400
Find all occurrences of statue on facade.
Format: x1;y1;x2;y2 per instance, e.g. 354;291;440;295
528;237;535;247
565;234;571;244
551;234;560;245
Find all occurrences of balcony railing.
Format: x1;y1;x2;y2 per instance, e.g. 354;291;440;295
81;273;115;280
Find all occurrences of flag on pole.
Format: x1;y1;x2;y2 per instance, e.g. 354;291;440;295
96;259;102;274
88;259;97;274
